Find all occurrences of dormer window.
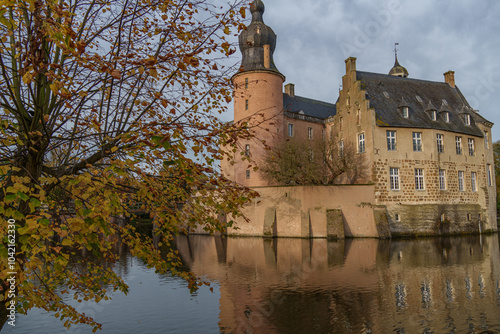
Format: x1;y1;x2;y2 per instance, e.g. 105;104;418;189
430;110;437;121
402;106;409;118
444;112;450;123
464;114;471;125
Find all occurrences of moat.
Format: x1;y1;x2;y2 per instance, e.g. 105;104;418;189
3;234;500;333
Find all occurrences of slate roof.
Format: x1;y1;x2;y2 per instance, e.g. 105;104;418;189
357;71;490;137
283;93;336;120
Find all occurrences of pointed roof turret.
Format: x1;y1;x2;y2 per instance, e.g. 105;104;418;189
389;56;409;78
389;44;409;77
237;0;281;74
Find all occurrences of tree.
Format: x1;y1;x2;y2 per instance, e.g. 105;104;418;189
494;141;500;216
0;0;254;331
261;138;369;185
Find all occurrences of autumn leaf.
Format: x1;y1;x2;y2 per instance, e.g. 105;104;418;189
111;69;121;79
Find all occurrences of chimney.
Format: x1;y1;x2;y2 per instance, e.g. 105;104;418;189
345;57;357;73
263;44;271;69
444;70;455;88
285;83;295;97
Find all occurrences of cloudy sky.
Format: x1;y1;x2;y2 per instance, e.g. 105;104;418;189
228;0;500;141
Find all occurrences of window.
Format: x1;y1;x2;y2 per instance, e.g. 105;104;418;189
246;170;250;179
487;164;493;186
455;136;462;155
245;99;249;110
458;171;465;191
308;148;314;162
339;140;344;157
245;144;250;157
430;110;437;121
356;108;361;124
402;106;409;118
387;131;397;151
358;133;365;153
471;172;477;192
395;214;401;222
484;131;489;149
415;168;425;190
245;78;248;89
444;112;450;123
436;134;444;153
288;123;294;137
308;127;313;140
339;117;343;132
390;168;400;190
439;169;446;190
413;132;422;152
468;138;475;156
464;114;471;125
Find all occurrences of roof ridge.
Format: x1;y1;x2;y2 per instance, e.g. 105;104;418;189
357;70;452;86
284;93;336;106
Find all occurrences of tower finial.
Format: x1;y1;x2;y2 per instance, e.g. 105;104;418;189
394;43;399;64
250;0;265;23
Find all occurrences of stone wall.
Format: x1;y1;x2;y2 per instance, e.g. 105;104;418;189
225;185;382;238
386;204;484;237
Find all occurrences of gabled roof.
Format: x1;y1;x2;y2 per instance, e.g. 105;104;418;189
283;93;336;120
357;71;490;137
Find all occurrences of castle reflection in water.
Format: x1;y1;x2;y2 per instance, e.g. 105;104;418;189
176;234;500;334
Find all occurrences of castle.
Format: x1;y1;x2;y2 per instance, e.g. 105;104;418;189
221;0;497;237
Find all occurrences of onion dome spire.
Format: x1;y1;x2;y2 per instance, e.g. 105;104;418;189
237;0;281;73
389;43;409;78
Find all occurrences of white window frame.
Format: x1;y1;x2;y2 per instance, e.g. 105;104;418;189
455;136;462;155
390;168;400;191
458;171;465;191
471;172;477;192
387;130;397;151
444;112;450;123
439;169;446;190
464;114;471;125
415;168;425;190
436;134;444;154
402;106;409;118
358;133;365;153
468;138;475;156
413;132;422;152
308;127;313;140
288;123;294;137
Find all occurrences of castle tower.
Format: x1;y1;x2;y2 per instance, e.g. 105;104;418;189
230;0;285;187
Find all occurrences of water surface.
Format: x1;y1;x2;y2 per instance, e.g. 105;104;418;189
2;234;500;333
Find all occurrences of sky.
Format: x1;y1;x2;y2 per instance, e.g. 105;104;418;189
227;0;500;141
